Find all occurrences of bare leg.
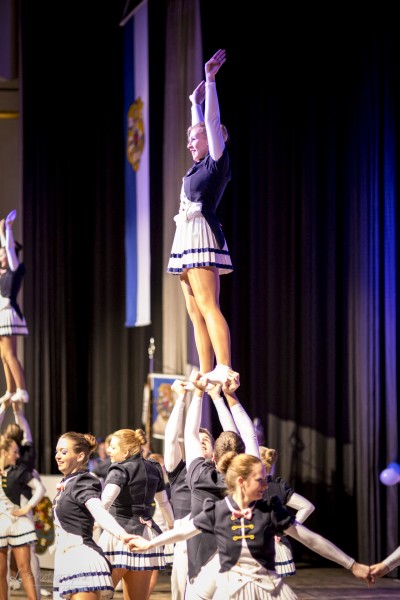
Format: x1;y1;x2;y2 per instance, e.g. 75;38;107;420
121;570;153;600
111;566;126;589
147;570;158;599
12;545;37;600
0;337;16;392
180;273;215;373
0;336;26;390
0;548;8;600
186;267;231;367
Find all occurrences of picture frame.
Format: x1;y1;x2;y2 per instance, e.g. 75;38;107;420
146;373;186;440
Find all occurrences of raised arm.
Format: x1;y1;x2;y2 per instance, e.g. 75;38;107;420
3;209;19;271
208;383;238;433
164;380;187;472
154;490;174;529
0;398;9;430
183;372;207;469
223;383;259;458
204;49;226;161
190;80;205;126
12;404;33;444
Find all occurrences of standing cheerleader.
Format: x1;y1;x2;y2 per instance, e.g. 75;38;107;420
0;209;29;404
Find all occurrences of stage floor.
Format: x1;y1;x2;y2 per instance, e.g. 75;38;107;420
9;566;400;599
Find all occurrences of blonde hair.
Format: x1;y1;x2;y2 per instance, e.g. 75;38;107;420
188;122;229;143
259;446;278;475
111;428;147;457
218;452;261;495
0;435;19;471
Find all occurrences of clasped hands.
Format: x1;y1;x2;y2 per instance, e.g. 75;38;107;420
171;369;240;396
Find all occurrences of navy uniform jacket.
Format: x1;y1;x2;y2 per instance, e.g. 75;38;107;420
193;494;295;573
53;470;105;556
166;458;191;520
2;463;35;506
186;457;227;580
104;454;166;535
183;146;231;249
0;263;26;319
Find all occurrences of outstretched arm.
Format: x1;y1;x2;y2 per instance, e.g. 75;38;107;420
286;521;372;583
164;380;187;472
370;545;400;578
129;517;201;551
86;497;133;544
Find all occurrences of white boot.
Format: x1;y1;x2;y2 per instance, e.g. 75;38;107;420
11;388;29;403
202;364;231;385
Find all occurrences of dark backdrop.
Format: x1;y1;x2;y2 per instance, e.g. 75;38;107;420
18;0;399;569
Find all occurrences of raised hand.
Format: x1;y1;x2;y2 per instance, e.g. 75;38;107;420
171;379;187;395
205;49;226;83
190;80;206;105
5;209;17;227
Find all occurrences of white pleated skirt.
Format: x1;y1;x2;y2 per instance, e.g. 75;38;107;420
213;559;298;600
0;306;28;337
0;512;37;548
99;526;166;571
167;195;233;275
274;538;296;577
53;545;114;599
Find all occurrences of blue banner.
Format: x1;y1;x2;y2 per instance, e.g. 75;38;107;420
123;0;150;327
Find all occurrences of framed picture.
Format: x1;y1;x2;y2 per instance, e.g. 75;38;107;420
147;373;186;440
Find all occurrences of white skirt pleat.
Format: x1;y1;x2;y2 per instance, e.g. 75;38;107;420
274;538;296;577
213;571;297;600
0;513;37;548
167;197;233;275
53;545;114;599
0;307;28;337
99;526;166;571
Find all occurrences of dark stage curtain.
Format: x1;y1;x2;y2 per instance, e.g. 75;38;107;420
20;1;164;472
19;1;399;569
